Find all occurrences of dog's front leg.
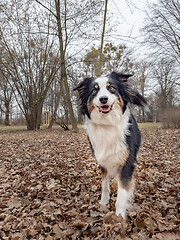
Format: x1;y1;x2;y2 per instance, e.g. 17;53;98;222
115;177;134;219
100;166;110;205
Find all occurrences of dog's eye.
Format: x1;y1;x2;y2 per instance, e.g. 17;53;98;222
92;89;97;94
109;86;115;91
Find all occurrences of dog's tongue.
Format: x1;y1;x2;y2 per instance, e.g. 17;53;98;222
99;105;111;113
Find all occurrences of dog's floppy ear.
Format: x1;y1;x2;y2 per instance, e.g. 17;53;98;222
73;77;94;92
109;71;133;82
127;89;147;107
109;71;147;107
73;77;94;118
73;81;85;91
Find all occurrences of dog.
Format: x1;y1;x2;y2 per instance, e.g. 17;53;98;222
74;71;147;219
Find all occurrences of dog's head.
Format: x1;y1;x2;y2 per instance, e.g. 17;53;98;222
74;71;147;121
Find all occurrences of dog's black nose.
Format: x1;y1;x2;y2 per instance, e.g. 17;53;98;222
99;96;108;104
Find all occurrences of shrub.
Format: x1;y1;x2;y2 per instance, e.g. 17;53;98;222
159;107;180;128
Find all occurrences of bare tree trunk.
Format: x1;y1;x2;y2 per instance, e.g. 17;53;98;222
48;76;63;128
5;112;10;126
97;0;108;77
55;0;77;131
4;103;11;126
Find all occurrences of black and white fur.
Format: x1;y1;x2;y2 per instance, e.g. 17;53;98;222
74;71;146;219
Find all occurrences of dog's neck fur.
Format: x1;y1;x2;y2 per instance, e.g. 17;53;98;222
85;107;131;176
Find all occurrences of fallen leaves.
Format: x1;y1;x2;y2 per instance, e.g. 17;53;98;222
0;128;179;239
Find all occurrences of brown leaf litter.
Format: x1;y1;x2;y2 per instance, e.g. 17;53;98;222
0;128;179;239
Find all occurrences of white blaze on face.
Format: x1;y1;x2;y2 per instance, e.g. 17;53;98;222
93;77;117;108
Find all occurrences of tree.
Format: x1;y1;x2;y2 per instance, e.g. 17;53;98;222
84;43;134;76
35;0;104;130
151;58;178;109
132;61;150;122
83;47;103;77
142;0;180;66
0;1;60;130
0;42;14;126
54;0;77;131
0;74;13;126
141;0;180;120
97;0;108;77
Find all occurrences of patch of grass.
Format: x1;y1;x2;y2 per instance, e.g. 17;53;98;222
0;125;27;132
138;122;162;129
68;124;84;129
0;122;162;132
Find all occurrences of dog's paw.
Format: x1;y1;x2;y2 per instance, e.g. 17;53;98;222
100;196;109;206
115;207;126;220
100;199;109;206
100;191;110;206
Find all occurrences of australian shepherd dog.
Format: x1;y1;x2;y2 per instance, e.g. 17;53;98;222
74;71;147;219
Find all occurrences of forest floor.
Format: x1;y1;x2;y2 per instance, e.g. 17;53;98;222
0;127;179;240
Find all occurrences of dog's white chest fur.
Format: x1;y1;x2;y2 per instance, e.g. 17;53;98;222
85;108;130;177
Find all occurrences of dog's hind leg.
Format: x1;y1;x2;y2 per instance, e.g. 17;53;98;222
100;166;110;206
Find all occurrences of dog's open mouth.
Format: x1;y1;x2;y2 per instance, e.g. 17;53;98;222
98;105;113;114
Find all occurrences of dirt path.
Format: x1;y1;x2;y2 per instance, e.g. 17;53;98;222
0;128;179;239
